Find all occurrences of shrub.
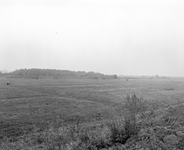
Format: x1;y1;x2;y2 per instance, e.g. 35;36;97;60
108;121;128;144
123;94;147;137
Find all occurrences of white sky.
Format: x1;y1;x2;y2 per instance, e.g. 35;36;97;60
0;0;184;76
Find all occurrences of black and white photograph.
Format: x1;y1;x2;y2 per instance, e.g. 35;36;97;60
0;0;184;149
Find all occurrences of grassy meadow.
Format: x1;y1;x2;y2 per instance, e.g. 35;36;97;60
1;77;184;149
1;77;184;136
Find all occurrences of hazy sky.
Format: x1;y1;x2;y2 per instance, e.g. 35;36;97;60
1;0;184;76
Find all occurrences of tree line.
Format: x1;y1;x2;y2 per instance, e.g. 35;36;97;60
0;69;118;79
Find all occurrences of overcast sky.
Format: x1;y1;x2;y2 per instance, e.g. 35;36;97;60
0;0;184;76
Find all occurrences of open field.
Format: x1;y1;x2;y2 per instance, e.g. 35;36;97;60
1;77;184;139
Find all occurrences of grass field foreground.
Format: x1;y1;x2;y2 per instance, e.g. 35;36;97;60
1;77;184;149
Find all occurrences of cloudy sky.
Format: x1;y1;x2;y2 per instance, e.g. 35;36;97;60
0;0;184;76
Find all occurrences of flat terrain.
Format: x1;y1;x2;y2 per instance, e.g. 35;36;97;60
1;77;184;137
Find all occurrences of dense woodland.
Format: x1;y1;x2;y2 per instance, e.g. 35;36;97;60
0;69;118;79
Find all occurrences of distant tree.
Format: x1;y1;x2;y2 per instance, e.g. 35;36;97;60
113;74;118;79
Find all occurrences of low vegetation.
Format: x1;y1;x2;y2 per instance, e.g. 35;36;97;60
1;94;184;150
1;77;184;149
0;94;144;149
